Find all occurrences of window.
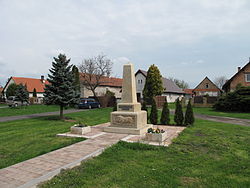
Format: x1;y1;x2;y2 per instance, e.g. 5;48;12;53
205;83;209;88
246;73;250;82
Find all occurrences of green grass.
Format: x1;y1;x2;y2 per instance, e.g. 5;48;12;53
0;104;65;117
193;107;250;119
39;119;250;188
167;102;250;120
0;108;112;169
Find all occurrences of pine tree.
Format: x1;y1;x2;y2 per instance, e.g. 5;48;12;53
160;101;170;125
72;65;80;93
141;101;147;112
6;83;18;98
15;84;29;105
184;99;195;126
143;64;164;105
33;88;37;97
150;99;158;125
44;54;80;119
174;98;184;125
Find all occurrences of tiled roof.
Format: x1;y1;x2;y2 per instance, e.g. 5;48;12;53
194;89;221;92
12;77;49;93
80;73;122;87
223;61;250;89
135;69;184;94
184;89;193;94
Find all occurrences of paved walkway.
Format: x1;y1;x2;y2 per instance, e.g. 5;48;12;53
0;123;185;188
0;125;128;188
0;109;85;122
194;113;250;127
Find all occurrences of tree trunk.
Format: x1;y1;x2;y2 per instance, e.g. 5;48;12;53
60;105;64;119
91;89;100;102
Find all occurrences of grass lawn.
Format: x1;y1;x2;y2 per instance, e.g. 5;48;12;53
193;107;250;120
0;104;66;117
0;108;112;169
40;119;250;188
167;102;250;120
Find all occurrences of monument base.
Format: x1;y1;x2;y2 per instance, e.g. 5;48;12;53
103;124;152;135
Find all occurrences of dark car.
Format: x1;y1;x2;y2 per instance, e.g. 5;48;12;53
78;98;101;109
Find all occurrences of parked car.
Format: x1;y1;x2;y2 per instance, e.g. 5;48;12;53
6;96;29;107
78;98;101;109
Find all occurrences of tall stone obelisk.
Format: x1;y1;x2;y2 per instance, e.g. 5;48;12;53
104;63;151;135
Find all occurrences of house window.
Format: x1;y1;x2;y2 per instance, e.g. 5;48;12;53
246;73;250;82
205;83;209;88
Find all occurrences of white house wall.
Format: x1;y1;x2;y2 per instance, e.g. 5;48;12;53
81;85;122;98
162;93;184;103
135;73;146;98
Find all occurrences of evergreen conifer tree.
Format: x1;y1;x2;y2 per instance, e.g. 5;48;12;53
184;99;195;126
160;101;170;125
174;98;184;125
150;99;158;124
44;54;79;119
72;65;80;93
15;84;29;105
143;64;163;104
33;88;37;97
6;83;18;97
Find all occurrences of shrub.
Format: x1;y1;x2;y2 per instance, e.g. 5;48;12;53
160;101;170;125
113;101;117;111
150;99;158;125
184;100;195;126
174;98;184;126
213;86;250;112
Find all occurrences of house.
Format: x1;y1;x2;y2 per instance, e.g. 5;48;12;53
3;76;49;103
193;77;221;96
135;69;185;103
0;87;3;99
183;89;193;99
80;74;123;98
222;61;250;92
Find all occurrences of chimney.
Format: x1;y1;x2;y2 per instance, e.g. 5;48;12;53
238;67;241;72
41;75;45;83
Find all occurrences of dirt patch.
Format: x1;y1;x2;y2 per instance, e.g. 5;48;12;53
181;176;200;186
64;119;77;122
195;130;206;137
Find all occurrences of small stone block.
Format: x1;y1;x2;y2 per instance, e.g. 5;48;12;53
70;125;91;135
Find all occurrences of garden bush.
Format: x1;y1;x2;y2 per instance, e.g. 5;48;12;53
160;101;170;125
174;98;184;125
213;86;250;112
150;99;158;124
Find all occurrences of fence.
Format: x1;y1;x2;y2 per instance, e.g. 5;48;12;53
191;96;218;107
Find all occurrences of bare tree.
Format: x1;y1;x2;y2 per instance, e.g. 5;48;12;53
168;77;189;89
214;76;227;89
78;54;113;98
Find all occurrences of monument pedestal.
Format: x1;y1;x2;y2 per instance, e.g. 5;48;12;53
103;63;151;135
104;111;152;135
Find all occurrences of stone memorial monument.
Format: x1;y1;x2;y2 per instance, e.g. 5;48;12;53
104;63;151;135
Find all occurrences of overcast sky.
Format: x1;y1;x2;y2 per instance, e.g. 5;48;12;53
0;0;250;88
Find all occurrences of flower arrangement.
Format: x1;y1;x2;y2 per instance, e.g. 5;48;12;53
147;128;165;134
75;121;88;127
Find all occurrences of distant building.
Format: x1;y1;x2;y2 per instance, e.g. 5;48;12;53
222;61;250;92
0;87;3;99
80;74;123;98
3;76;49;103
135;69;185;103
193;77;222;96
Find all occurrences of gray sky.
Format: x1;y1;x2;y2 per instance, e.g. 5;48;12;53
0;0;250;88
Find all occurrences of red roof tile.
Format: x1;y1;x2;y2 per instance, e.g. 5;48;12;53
184;89;193;94
80;73;122;87
12;77;49;93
